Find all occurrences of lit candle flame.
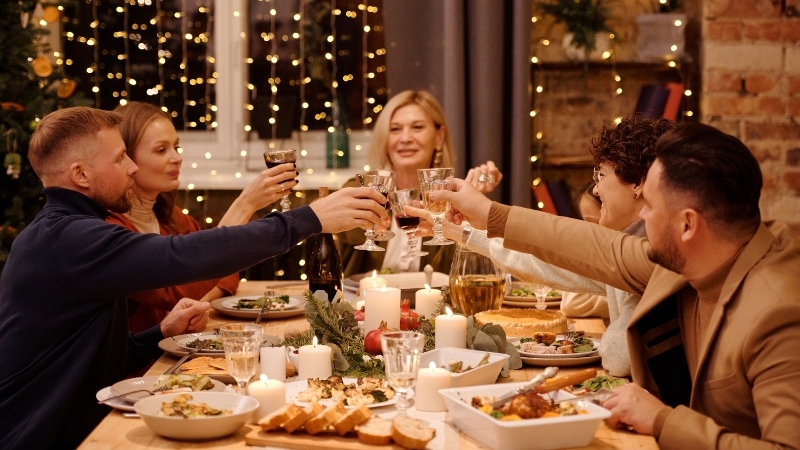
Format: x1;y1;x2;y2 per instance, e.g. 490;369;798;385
424;283;431;293
312;335;318;347
371;269;377;280
445;306;453;316
429;361;436;371
260;374;269;383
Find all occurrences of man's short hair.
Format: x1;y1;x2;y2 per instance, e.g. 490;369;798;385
654;123;762;237
590;114;677;186
28;107;122;182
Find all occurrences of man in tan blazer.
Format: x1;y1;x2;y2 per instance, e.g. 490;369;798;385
429;124;800;449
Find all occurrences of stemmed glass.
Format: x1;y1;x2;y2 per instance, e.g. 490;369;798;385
390;189;429;259
418;168;455;245
380;331;424;416
369;169;396;242
354;170;395;252
534;284;551;310
263;149;297;211
219;324;262;394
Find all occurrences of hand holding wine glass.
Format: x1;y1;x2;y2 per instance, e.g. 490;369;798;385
417;168;456;245
354;170;395;252
263;149;297;212
390;189;429;259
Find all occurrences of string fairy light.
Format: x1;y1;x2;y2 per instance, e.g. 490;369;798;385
361;0;369;127
123;0;131;105
91;0;100;107
202;0;214;129
298;3;308;159
181;0;189;128
156;0;166;108
329;0;339;171
268;0;278;138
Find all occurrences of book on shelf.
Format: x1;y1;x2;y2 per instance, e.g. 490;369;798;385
662;82;684;121
546;179;580;219
532;182;558;215
634;84;670;118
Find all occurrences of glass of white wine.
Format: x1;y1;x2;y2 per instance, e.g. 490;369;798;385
380;331;424;416
417;168;455;245
219;324;262;394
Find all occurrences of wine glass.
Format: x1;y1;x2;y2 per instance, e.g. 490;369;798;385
380;331;424;416
263;149;297;211
417;167;455;245
534;284;551;310
390;189;429;259
354;170;395;252
369;169;396;242
219;324;262;394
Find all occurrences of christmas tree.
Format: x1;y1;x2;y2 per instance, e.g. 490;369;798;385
0;1;85;272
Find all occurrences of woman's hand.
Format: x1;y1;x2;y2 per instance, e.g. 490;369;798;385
402;204;462;241
218;163;297;226
465;161;503;194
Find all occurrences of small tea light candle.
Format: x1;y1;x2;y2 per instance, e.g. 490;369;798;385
415;284;442;319
435;306;467;349
298;336;333;380
260;345;287;382
359;270;387;297
364;286;401;332
414;361;451;412
249;374;286;423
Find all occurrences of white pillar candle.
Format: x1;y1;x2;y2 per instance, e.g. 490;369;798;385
414;361;451;412
248;374;286;423
359;270;387;297
415;284;442;319
364;286;401;332
435;306;467;349
298;336;333;380
260;345;287;382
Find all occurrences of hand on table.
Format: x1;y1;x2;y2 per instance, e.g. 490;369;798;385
310;187;388;233
601;383;666;435
465;161;503;194
427;178;493;230
160;298;210;337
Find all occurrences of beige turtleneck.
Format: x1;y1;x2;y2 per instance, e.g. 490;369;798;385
123;197;161;235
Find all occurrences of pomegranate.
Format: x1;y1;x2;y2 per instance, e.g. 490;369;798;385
400;299;419;330
364;321;390;355
353;306;365;322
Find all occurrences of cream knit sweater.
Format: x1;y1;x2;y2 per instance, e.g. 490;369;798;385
466;220;646;377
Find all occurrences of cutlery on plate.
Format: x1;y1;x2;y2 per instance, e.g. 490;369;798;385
491;366;558;408
255;290;274;324
552;388;616;405
163;339;209;375
97;385;171;404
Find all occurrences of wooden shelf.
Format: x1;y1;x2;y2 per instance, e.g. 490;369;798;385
541;155;595;167
531;61;686;72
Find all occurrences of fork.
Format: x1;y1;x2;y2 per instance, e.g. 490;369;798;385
563;331;577;341
553;388;616;405
97;385;171;404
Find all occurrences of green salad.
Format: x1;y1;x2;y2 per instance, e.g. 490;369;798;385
236;295;290;309
508;287;560;297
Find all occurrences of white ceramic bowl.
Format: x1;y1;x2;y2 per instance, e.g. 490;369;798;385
439;382;611;450
419;348;509;387
134;392;259;440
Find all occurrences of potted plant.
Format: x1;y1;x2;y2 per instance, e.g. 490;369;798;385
537;0;615;62
635;0;686;62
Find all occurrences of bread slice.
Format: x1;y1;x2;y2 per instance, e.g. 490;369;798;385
357;417;393;446
304;401;346;435
391;416;435;450
283;402;323;434
332;404;371;436
258;403;303;431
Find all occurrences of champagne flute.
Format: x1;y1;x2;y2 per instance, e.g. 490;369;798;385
219;324;262;394
417;167;455;245
390;189;429;259
354;170;395;252
369;169;396;242
380;331;424;416
263;149;297;211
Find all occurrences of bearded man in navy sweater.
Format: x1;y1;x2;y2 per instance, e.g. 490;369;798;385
0;107;388;449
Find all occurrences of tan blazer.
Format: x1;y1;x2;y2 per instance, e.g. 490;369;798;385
499;205;800;449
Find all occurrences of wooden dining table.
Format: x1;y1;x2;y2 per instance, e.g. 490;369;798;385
79;281;657;450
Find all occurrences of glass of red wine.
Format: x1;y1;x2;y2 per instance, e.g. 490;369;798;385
354;170;395;252
263;149;297;211
390;189;429;259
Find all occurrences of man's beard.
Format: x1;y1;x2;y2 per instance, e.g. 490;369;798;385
647;231;686;274
96;182;133;214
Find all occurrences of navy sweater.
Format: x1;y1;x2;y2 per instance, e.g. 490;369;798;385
0;188;321;449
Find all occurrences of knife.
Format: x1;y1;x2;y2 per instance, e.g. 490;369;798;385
552;388;616;405
163;346;201;375
491;366;559;408
255;290;274;325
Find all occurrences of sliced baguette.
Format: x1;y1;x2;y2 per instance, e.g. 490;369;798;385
332;404;372;436
357;417;393;446
391;416;435;450
304;401;346;435
283;402;323;434
258;403;303;431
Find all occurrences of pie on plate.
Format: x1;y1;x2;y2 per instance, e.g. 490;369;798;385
474;308;568;337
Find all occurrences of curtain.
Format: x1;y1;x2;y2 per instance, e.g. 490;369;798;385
383;0;531;207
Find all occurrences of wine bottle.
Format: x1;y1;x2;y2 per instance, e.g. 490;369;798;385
308;187;343;302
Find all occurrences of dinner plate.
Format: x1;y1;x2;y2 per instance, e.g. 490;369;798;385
519;354;602;367
285;377;411;409
173;335;225;353
158;332;283;357
343;271;449;292
96;386;136;412
511;337;601;360
210;295;306;320
110;375;227;403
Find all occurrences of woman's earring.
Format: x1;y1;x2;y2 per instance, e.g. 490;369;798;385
633;191;639;200
433;148;443;166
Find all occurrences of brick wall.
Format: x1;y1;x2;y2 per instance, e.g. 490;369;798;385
702;0;800;224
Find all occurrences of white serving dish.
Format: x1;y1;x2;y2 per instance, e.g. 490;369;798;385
134;392;258;440
439;382;611;450
419;348;509;387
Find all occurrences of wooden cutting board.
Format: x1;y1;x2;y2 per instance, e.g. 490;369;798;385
245;426;406;449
